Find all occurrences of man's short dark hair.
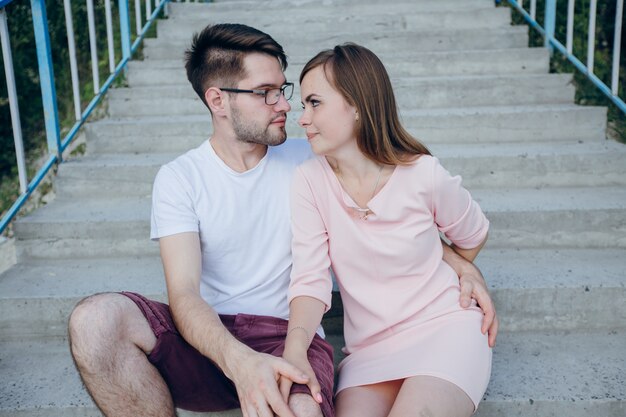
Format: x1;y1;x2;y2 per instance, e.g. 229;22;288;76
184;23;288;109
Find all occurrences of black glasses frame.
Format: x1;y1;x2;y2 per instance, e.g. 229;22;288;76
220;83;294;105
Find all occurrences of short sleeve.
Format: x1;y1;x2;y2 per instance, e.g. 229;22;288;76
288;166;333;311
430;157;489;249
150;165;199;240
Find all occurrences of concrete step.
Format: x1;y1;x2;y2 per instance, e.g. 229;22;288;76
0;257;166;339
143;26;529;60
106;74;575;117
1;330;624;416
84;105;607;154
432;140;626;188
476;248;626;332
127;48;550;86
475;186;626;249
156;8;512;40
84;116;211;154
1;248;624;339
53;141;626;199
11;186;626;262
54;153;177;199
12;197;157;260
166;0;496;18
397;104;607;144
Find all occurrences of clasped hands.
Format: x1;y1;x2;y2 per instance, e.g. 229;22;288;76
227;348;319;417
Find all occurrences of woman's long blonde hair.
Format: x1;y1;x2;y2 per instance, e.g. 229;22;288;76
300;43;431;165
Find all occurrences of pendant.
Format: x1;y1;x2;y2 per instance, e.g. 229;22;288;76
354;207;371;220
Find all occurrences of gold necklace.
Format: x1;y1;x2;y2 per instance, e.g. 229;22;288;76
336;164;384;220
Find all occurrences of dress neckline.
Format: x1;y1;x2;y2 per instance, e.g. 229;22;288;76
321;156;398;217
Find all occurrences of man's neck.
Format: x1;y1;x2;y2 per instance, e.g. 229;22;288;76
210;135;268;173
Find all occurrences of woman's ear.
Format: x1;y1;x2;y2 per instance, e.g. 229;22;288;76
205;87;226;115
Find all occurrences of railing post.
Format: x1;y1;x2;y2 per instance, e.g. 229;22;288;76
119;0;131;64
544;0;556;54
612;0;624;95
0;7;28;193
30;0;62;162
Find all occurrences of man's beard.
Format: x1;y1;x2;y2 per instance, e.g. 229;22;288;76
231;105;287;146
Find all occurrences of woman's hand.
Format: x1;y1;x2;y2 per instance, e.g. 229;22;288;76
458;264;498;348
280;349;323;405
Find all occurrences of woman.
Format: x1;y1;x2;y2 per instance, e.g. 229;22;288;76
282;43;492;417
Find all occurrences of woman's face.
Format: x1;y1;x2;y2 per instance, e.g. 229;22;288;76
299;65;358;156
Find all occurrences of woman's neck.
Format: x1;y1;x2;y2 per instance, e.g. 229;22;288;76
325;149;380;182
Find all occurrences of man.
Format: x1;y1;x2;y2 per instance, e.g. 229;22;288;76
68;23;497;417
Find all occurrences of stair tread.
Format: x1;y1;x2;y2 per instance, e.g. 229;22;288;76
1;330;624;413
15;197;151;223
146;25;527;43
0;248;624;301
128;47;548;69
473;186;626;212
109;73;573;97
167;0;494;14
67;140;626;167
0;257;164;300
15;184;626;226
93;104;605;125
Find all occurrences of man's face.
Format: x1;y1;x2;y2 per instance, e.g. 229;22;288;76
228;53;291;146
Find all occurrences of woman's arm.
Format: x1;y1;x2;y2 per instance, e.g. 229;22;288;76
280;296;327;404
448;232;488;263
441;239;498;347
284;165;334;402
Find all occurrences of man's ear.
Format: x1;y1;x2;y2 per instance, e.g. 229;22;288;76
205;87;227;115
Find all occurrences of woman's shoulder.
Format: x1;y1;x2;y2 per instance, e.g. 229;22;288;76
398;153;439;175
297;155;327;176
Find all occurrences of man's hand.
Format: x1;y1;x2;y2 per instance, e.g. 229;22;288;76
458;263;498;348
279;350;323;405
228;349;310;417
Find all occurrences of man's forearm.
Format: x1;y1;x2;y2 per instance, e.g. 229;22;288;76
169;289;249;380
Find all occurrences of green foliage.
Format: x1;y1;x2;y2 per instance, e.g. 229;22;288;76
506;0;626;142
0;0;162;220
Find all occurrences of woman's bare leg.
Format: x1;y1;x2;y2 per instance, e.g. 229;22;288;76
387;376;474;417
335;379;403;417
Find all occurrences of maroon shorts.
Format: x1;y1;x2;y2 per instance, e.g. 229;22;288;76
121;292;334;417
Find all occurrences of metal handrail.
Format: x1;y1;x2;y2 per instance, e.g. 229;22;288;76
0;0;171;234
504;0;625;115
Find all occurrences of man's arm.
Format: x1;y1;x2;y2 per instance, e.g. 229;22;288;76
441;238;498;347
159;232;308;417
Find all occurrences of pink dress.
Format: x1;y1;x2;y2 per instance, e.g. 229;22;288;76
288;154;492;409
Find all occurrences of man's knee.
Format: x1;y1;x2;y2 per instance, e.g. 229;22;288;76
289;393;324;417
68;292;150;359
69;293;111;339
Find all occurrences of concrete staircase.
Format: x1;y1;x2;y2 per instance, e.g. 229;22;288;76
1;0;625;415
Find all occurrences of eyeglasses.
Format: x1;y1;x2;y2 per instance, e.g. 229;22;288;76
220;83;294;105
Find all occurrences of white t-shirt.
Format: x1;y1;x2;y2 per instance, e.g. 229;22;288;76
151;139;312;319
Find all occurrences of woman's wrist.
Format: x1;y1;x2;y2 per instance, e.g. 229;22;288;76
288;326;311;345
285;327;311;355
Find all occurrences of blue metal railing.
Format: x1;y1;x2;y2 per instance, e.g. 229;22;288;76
0;0;171;234
501;0;625;114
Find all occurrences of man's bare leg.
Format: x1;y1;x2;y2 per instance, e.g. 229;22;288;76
68;293;175;417
289;393;323;417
